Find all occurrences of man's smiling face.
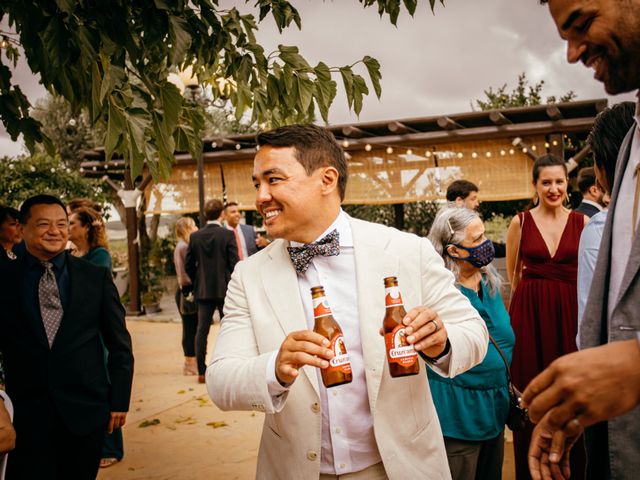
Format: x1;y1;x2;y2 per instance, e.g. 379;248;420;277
549;0;640;94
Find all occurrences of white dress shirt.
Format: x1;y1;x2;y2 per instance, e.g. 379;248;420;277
266;210;382;475
608;102;640;322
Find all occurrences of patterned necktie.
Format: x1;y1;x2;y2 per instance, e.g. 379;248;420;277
287;229;340;274
39;261;64;347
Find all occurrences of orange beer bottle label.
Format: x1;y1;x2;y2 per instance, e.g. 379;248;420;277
311;286;353;387
383;277;420;377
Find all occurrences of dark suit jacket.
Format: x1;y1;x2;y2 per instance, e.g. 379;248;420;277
239;224;258;257
185;223;239;301
0;252;134;437
579;126;640;479
574;201;601;218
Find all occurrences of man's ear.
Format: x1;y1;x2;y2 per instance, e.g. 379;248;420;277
320;166;340;195
454;197;464;207
589;184;601;197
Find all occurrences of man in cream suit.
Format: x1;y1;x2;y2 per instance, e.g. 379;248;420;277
207;124;488;479
524;2;640;479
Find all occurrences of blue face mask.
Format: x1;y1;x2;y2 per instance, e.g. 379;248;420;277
448;239;495;268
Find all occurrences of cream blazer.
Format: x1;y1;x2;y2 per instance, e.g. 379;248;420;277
207;216;488;480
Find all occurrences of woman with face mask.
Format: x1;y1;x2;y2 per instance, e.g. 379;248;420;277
428;207;515;480
505;154;588;480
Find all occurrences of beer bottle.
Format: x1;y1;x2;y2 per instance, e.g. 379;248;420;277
311;286;352;388
383;276;420;377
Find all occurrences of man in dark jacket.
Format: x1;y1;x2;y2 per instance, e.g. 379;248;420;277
185;199;239;382
0;195;134;479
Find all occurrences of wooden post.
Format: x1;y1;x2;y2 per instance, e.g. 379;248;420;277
197;145;206;227
104;171;153;316
394;203;404;231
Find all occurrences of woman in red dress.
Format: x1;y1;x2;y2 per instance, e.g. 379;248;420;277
506;154;589;480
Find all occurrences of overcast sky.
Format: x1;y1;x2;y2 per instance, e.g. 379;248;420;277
1;0;635;157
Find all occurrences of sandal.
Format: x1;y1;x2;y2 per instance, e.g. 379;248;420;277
100;458;119;468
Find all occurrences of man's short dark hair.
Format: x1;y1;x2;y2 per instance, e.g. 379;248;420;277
0;205;19;225
446;180;479;202
576;167;597;194
19;195;67;224
204;199;224;221
224;202;239;210
587;102;635;193
256;124;348;201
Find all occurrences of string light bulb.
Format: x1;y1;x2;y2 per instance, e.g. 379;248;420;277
522;147;528;153
531;145;537;151
544;142;550;148
425;150;432;157
485;152;492;158
457;152;463;159
500;150;506;156
342;140;350;148
386;146;393;154
552;140;558;146
365;144;372;152
509;148;515;155
472;152;478;159
406;148;413;155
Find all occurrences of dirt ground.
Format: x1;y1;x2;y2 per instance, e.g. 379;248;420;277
98;297;515;480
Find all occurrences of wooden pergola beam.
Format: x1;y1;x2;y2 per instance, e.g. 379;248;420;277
388;121;418;134
211;138;237;149
546;105;564;120
437;116;464;130
489;111;512;125
342;126;371;138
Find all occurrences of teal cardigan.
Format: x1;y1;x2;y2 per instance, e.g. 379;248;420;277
82;247;112;270
427;277;515;441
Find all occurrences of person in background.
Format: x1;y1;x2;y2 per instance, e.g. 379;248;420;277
0;390;15;480
0;207;22;265
505;154;588;480
0;195;133;479
67;198;103;216
574;167;606;218
577;102;635;328
524;3;640;479
67;204;124;469
223;202;258;259
446;180;480;210
185;199;239;384
428;207;514;480
208;124;488;479
68;207;112;269
173;217;199;376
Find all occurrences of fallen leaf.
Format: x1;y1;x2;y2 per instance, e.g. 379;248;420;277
251;412;256;417
138;418;161;428
206;421;228;429
175;416;196;425
177;389;186;394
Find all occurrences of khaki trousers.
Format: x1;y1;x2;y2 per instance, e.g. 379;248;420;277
319;462;387;480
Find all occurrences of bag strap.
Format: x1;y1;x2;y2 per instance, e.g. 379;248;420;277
488;333;512;385
510;212;524;297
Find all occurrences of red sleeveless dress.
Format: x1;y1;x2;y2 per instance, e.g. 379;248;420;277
509;210;586;480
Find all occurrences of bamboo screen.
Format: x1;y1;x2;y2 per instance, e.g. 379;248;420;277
344;137;543;204
145;137;544;213
145;163;223;214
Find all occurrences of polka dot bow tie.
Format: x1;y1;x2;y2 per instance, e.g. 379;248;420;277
287;229;340;274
